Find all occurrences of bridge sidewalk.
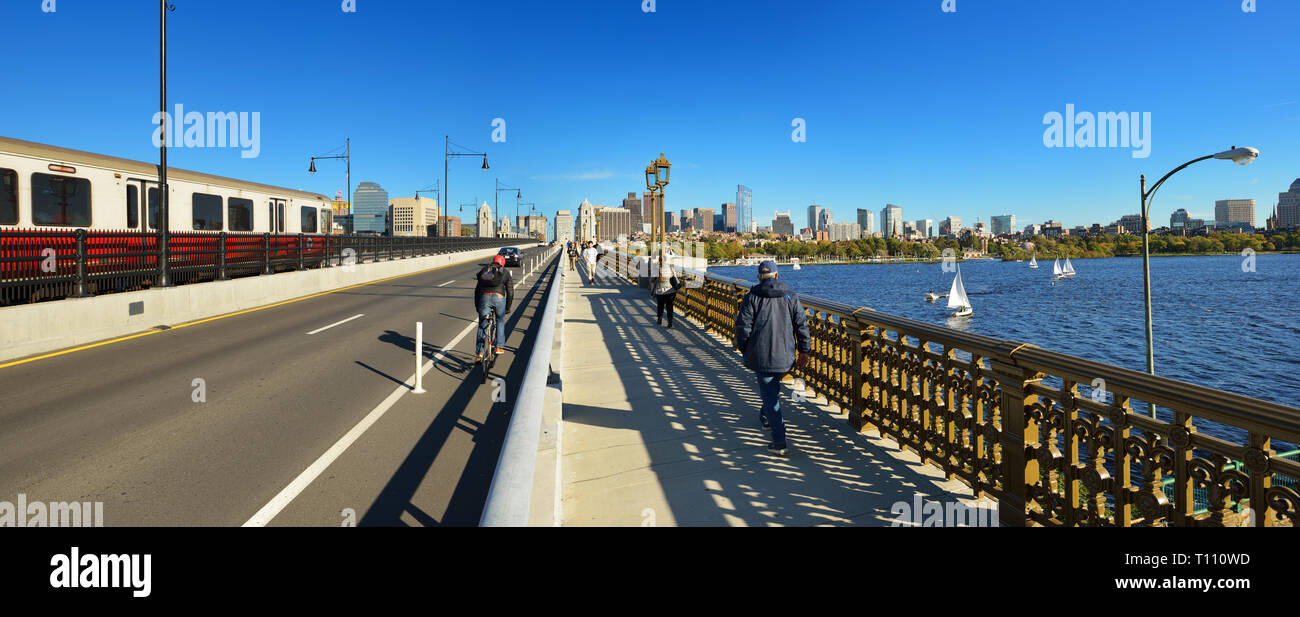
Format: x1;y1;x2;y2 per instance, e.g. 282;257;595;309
558;262;991;526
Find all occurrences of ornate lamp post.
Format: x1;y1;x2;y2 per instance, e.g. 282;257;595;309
1138;146;1258;387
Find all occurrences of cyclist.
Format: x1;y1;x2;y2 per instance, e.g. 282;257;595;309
474;254;514;363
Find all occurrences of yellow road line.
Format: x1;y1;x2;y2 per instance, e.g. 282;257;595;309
0;253;492;371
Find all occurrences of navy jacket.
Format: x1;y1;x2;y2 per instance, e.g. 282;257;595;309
734;278;811;374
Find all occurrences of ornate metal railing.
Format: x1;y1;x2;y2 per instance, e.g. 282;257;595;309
599;251;1300;527
0;229;524;305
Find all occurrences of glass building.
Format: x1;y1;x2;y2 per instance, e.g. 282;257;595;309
737;185;752;234
352;181;389;234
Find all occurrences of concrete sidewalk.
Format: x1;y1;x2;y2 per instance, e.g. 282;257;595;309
558;261;992;526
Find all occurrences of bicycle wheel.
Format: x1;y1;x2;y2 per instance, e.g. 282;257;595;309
481;317;495;384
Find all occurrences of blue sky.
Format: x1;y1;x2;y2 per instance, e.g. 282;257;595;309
1;0;1296;231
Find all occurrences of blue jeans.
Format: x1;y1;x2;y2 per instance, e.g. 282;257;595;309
756;372;786;448
476;293;507;354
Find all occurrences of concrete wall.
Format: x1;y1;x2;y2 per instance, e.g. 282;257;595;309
0;248;504;364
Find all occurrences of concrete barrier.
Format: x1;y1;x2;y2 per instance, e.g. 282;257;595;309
0;248;505;364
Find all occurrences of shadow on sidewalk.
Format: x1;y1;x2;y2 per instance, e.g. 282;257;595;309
562;264;981;526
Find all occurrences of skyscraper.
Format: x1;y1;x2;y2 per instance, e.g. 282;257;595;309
623;192;643;234
818;208;833;232
915;218;935;238
857;208;874;236
737;186;752;234
773;211;794;236
807;204;824;233
1215;199;1256;227
694;208;716;233
1274;179;1299;229
940;216;962;237
351;181;389;234
1170;209;1190;233
881;204;904;238
722;203;737;232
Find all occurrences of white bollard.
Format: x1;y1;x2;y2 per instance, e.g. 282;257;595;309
413;321;427;394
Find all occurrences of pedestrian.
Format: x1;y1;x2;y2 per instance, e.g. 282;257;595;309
652;250;682;328
567;241;578;271
581;243;598;283
734;260;811;456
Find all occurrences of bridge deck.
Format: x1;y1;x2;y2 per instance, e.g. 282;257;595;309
560;262;992;526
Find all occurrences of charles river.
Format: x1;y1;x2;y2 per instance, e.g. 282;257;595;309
712;254;1299;447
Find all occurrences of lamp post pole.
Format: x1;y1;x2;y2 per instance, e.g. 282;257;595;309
310;138;351;228
158;1;175;287
445;136;488;237
1137;147;1259;416
494;179;521;238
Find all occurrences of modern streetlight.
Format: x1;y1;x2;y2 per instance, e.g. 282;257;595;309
1139;146;1258;384
494;179;522;238
158;1;176;287
445;136;488;237
518;202;537;240
416;181;440;234
309;138;352;226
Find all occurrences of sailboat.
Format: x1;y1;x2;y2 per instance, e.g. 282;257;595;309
1029;256;1039;269
1061;256;1076;278
1052;258;1063;279
791;258;802;271
947;265;973;317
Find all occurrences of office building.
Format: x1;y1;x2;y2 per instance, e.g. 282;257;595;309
818;208;833;232
827;222;862;242
916;218;935;238
940;216;962;237
737;186;752;234
1273;179;1300;229
387;196;439;237
693;208;716;233
773;211;795;236
598;207;632;241
807;205;824;233
622;192;643;233
554;210;573;245
990;214;1016;237
722;203;738;233
857;209;874;236
1215;199;1256;227
1170;209;1190;233
881;204;904;238
351;181;389;234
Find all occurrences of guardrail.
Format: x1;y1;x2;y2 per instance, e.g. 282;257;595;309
480;247;563;527
0;229;529;305
597;251;1300;527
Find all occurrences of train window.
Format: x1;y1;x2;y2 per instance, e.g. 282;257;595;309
301;206;318;233
228;198;253;232
126;185;139;228
31;173;91;227
0;168;16;225
192;193;223;230
147;188;160;229
277;202;285;233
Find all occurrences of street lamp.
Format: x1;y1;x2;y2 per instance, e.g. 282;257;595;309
517;202;537;239
1139;146;1258;384
309;138;351;227
650;153;671;251
494;179;522;238
445;136;488;237
158;1;176;287
416;181;440;234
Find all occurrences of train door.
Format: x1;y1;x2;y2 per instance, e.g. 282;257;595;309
126;178;161;230
268;198;286;234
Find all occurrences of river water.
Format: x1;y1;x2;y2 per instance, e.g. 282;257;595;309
712;254;1299;446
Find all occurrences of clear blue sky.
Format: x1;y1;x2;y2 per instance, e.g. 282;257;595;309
1;0;1296;231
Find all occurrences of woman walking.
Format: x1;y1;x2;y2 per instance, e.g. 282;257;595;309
652;251;682;328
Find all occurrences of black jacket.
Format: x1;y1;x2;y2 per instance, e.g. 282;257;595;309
734;278;811;374
474;264;514;310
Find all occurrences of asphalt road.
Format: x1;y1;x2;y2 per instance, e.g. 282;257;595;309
0;245;557;526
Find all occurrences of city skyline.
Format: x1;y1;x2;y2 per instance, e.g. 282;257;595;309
2;1;1296;234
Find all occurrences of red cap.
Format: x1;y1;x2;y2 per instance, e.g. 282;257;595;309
493;255;506;266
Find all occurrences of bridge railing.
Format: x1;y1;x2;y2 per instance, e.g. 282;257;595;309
598;251;1300;527
0;229;527;305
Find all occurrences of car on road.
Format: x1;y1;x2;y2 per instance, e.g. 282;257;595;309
498;247;523;267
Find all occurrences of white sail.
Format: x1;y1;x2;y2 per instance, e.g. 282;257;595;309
947;266;970;309
1064;257;1075;274
1052;258;1062;276
1029;256;1038;268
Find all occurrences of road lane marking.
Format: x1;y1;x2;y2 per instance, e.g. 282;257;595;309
243;318;478;527
438;280;455;287
306;314;365;335
243;250;555;526
0;252;499;371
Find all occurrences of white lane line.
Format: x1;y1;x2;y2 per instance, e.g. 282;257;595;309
244;320;478;527
306;314;365;335
438;280;455;288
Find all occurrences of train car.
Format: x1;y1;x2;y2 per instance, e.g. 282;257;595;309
0;136;332;234
0;137;335;303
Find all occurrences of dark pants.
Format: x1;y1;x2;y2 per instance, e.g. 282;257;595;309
757;372;786;448
655;292;676;326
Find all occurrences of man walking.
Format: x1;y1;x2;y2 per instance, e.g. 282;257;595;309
581;243;598;283
734;260;810;456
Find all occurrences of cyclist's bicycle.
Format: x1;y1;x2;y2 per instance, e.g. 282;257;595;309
480;311;499;384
